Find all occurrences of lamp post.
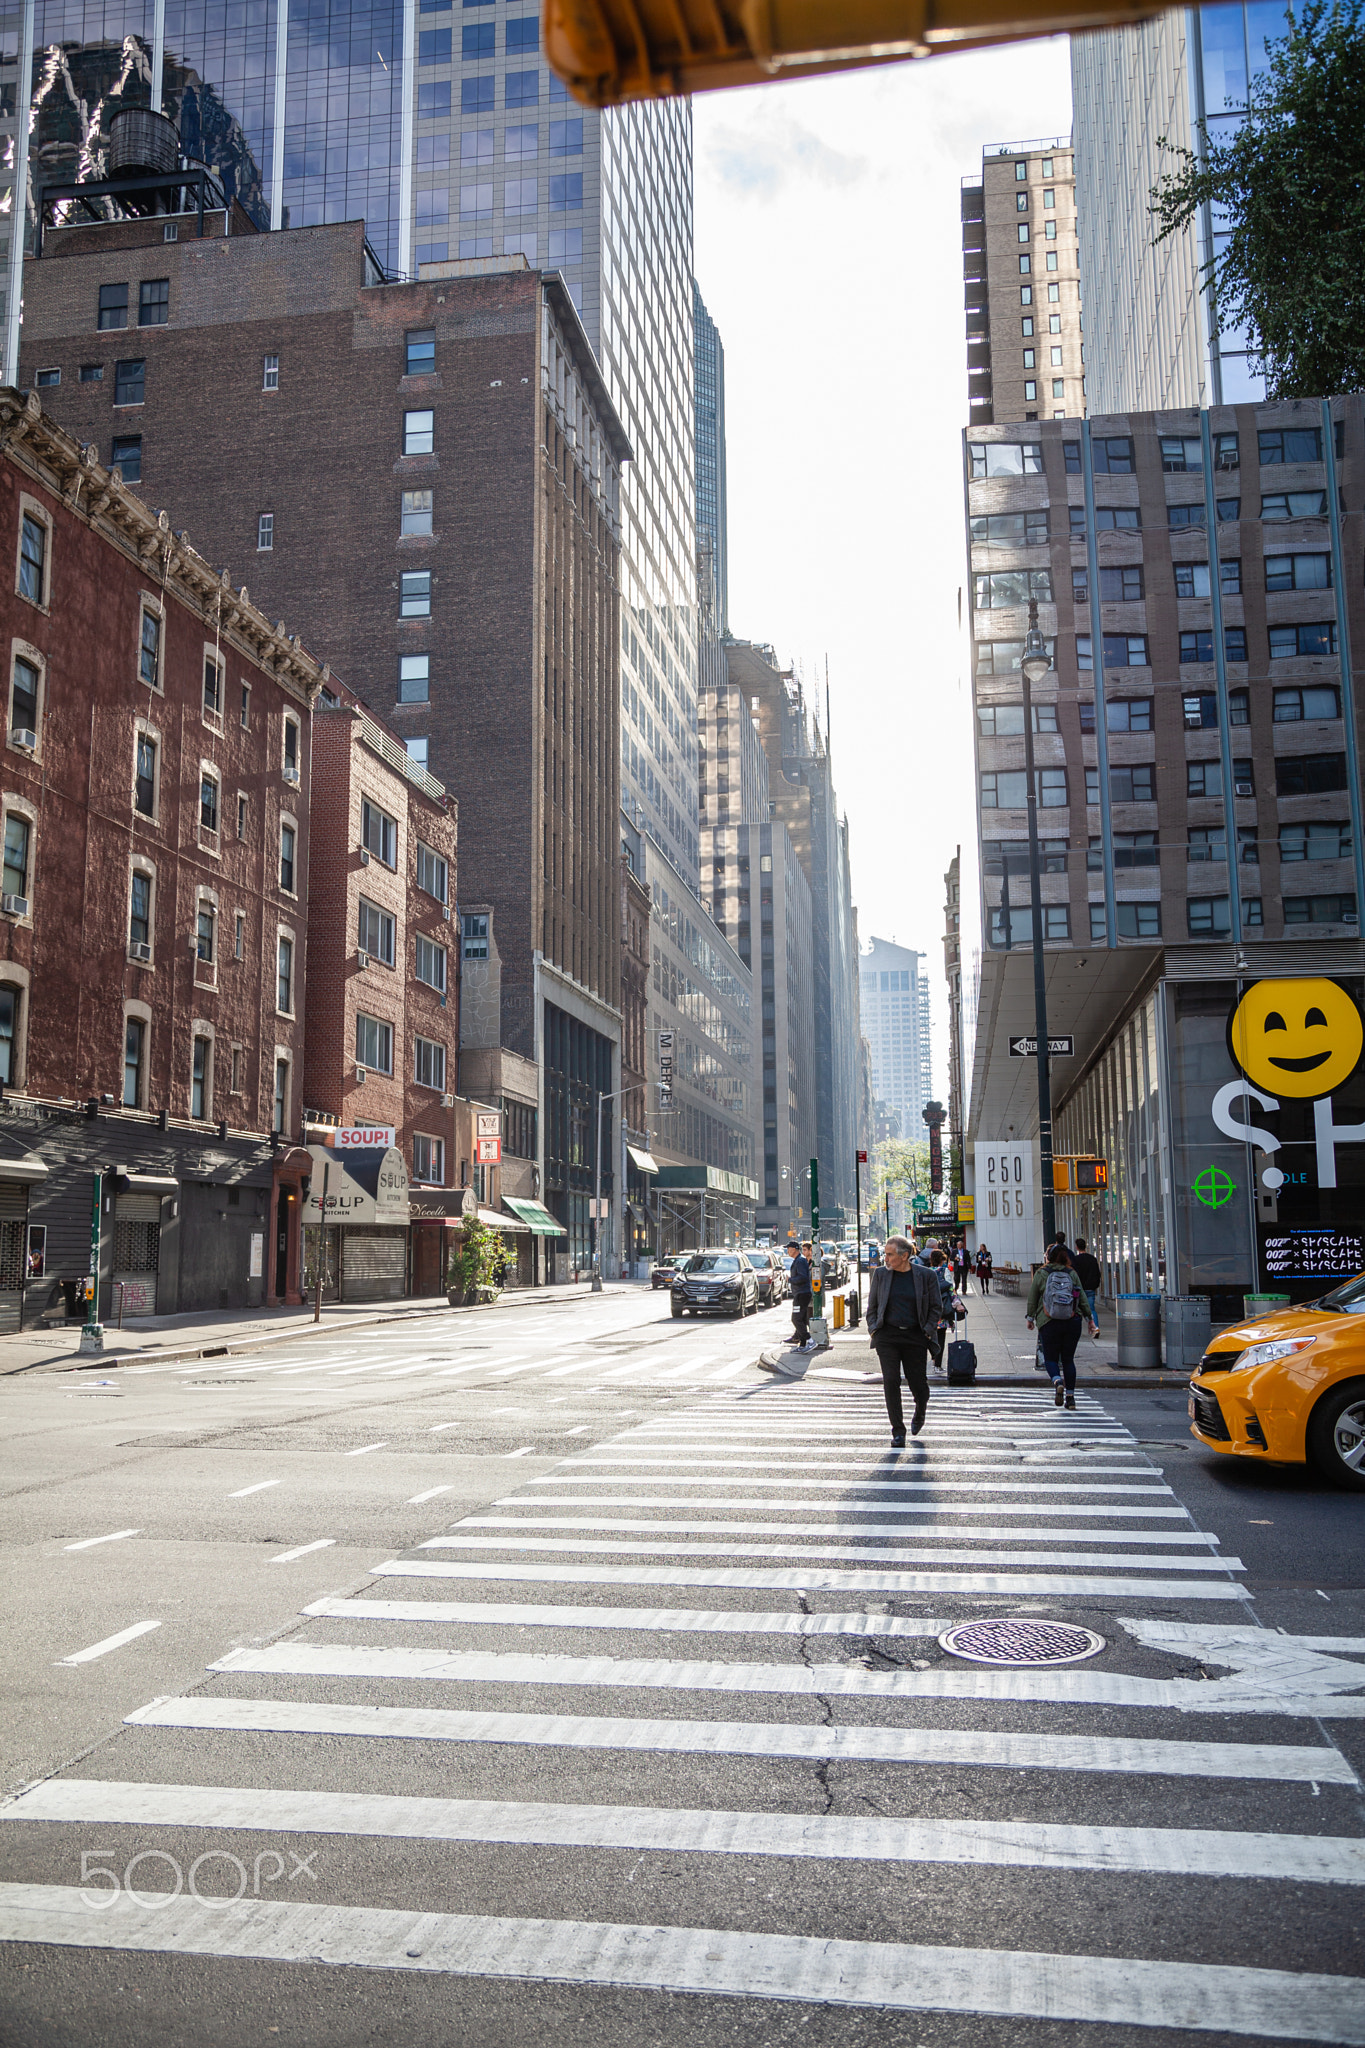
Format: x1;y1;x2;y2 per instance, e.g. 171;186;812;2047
592;1084;627;1292
1020;595;1057;1247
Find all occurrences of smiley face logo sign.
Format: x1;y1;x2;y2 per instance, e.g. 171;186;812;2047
1229;978;1364;1100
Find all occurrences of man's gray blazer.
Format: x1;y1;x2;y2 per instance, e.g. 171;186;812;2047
866;1263;940;1343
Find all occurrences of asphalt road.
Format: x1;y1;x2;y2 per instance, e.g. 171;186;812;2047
0;1287;1362;2048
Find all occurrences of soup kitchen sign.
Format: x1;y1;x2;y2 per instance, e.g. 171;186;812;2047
302;1136;410;1226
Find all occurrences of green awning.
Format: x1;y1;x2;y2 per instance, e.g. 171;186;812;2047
503;1198;566;1237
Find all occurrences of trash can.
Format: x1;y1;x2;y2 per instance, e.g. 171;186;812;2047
1242;1293;1291;1321
1163;1295;1211;1369
1116;1293;1162;1370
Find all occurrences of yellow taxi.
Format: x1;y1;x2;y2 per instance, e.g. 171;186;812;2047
1188;1272;1365;1489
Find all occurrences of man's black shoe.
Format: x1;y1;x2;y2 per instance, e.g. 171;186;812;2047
891;1428;906;1448
910;1407;926;1437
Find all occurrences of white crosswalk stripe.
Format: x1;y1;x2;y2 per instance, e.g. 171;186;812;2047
7;1383;1362;2039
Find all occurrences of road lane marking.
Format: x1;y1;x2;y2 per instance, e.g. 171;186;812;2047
228;1480;281;1498
428;1422;461;1433
518;1480;1177;1499
1;1884;1359;2038
505;1447;539;1458
270;1540;336;1564
417;1534;1238;1571
480;1500;1195;1523
303;1596;950;1635
371;1558;1249;1600
54;1621;160;1666
62;1530;140;1551
345;1442;388;1457
407;1487;454;1505
8;1779;1364;1886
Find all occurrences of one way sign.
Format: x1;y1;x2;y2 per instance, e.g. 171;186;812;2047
1009;1034;1075;1058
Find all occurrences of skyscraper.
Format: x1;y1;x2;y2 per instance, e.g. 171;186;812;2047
859;939;933;1139
1071;4;1272;412
693;278;727;632
961;135;1083;427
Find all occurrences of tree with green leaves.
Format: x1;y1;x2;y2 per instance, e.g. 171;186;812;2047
1149;0;1365;397
449;1215;503;1304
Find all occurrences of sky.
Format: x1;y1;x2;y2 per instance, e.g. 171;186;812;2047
692;41;1074;1093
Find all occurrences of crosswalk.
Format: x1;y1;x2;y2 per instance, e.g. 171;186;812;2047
4;1383;1364;2039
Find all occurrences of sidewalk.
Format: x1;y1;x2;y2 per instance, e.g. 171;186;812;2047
757;1281;1191;1389
0;1280;639;1377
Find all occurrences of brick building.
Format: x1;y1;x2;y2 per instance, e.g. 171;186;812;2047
961;135;1084;429
0;389;323;1327
22;217;630;1270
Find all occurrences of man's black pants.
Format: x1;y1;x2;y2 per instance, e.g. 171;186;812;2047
792;1292;812;1345
873;1333;929;1433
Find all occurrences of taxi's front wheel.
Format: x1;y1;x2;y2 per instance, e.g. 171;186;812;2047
1307;1379;1365;1491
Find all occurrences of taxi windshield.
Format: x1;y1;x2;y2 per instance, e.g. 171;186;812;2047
1310;1273;1365;1313
685;1254;739;1273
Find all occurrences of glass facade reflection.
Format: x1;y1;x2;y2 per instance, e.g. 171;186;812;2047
1192;2;1275;404
281;0;403;262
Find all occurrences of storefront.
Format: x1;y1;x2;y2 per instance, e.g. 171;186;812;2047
0;1151;47;1333
110;1168;177;1319
1054;974;1365;1320
408;1188;529;1296
503;1196;568;1282
302;1143;411;1303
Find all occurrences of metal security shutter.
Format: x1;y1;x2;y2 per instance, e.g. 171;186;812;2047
341;1227;407;1302
0;1180;27;1334
113;1190;161;1316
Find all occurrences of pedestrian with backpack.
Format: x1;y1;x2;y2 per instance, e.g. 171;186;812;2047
1025;1245;1099;1408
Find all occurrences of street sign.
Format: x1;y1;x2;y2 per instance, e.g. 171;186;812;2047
911;1194;929;1214
476;1137;501;1164
1008;1034;1075;1058
475;1111;501;1141
657;1030;674;1104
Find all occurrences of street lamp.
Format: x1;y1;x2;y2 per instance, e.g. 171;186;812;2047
1020;595;1058;1247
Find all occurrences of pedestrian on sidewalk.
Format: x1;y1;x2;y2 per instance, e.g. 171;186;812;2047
915;1242;956;1370
974;1244;994;1296
1072;1237;1102;1316
1026;1245;1099;1408
953;1242;970;1294
866;1234;939;1445
789;1240;814;1349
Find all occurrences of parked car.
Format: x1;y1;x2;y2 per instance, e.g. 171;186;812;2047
1189;1274;1365;1489
671;1250;760;1318
649;1256;679;1289
820;1241;848;1285
744;1247;784;1307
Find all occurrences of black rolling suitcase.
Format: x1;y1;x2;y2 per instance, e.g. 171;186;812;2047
946;1338;978;1383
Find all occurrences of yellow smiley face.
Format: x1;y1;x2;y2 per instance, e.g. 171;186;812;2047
1229;978;1364;1098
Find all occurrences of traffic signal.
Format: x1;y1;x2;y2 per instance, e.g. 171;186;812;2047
544;0;1169;107
1052;1159;1073;1194
1076;1158;1109;1190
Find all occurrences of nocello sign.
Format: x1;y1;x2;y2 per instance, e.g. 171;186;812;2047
1214;978;1365;1190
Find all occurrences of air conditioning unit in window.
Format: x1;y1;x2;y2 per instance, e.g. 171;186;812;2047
9;729;36;753
357;949;369;969
1;894;27;917
359;848;370;865
1234;781;1254;798
283;764;300;784
356;1066;367;1083
129;941;152;962
442;1093;454;1108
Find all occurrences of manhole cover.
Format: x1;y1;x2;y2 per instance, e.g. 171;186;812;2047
938;1618;1106;1666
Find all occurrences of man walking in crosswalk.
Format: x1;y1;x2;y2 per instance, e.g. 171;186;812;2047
865;1233;940;1445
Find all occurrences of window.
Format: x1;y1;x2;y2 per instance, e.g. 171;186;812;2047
1259;427;1322;465
1052;379;1065;398
1181;687;1247;728
239;683;251;731
969;511;1049;545
1285;893;1358;926
111;436;142;482
362;800;398;867
128;870;151;951
1261;490;1327;520
197;773;218;837
547;227;582;262
80;364;103;383
1045;222;1057;241
1016;192;1029;213
98;283;128;329
1050;347;1063;367
399;654;430;703
279;822;296;893
1265;551;1331;591
506;13;538;46
412;1133;445;1184
1273;685;1341;721
0;808;26;905
401;407;436;459
1020;285;1032;305
461;911;489;958
1070;505;1140;535
506;68;538;105
1091;436;1134;473
1187;826;1258;864
1173;559;1241;597
549;172;582;210
283;717;299;781
549;117;582;154
1021;319;1035;338
8;655;39;743
415;1036;447;1090
990;904;1070;944
1072;564;1143;603
974;638;1056;675
1179;627;1248;663
420;81;452;116
1186;757;1254;798
1160;435;1204;472
273;1057;289;1132
1019;256;1031;275
123;1017;144;1107
973;569;1052;609
1280;821;1352;863
276;934;294;1014
1045;252;1058;271
236;793;248;840
1111;901;1161;937
1077;634;1149;668
357;896;396;965
1276;752;1348;795
262;354;279;390
203;654;223;720
1270;622;1337;658
402;489;433;535
18;514;47;607
355;1012;393;1073
968;442;1043;479
976;703;1057;736
135;733;157;816
138;278;169;326
405;329;436;377
420;23;452;58
400;571;431;618
980;769;1067;808
417;841;448;903
1089;763;1155;803
1023;380;1037;402
414;932;447;991
1187;896;1231;937
191;1034;211;1118
235;911;245;959
1079;697;1152;733
196;901;215;964
1088;831;1158;869
114;359;145;405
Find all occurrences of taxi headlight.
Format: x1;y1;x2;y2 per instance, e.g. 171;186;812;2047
1234;1336;1317;1371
